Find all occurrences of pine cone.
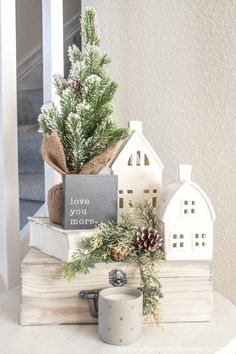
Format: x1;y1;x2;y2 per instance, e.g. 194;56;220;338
136;227;163;253
111;251;129;262
67;79;82;93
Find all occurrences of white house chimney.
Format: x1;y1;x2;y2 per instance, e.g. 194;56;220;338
178;164;192;182
128;120;142;133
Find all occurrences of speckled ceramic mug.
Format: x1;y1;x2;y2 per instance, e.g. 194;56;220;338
98;287;143;346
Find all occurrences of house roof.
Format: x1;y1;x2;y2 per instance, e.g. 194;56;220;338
108;130;164;169
159;180;216;222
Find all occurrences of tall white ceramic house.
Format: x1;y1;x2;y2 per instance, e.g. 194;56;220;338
159;165;216;260
109;121;164;220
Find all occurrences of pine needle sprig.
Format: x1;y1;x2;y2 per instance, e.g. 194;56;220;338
131;200;162;231
81;7;100;46
53;74;68;97
68;44;82;64
64;203;165;324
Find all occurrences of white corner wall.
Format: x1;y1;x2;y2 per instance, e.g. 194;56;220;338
82;0;236;306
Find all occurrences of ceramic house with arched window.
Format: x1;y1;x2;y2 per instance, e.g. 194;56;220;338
159;165;215;260
108;121;164;221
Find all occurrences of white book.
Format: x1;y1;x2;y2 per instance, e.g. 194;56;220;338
28;217;94;262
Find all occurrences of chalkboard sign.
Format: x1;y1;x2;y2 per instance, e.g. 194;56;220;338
62;175;118;230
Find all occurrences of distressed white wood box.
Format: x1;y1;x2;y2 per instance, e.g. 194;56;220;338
21;248;213;325
29;217;94;262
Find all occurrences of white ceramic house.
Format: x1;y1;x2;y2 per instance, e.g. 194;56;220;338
108;121;164;221
159;165;215;260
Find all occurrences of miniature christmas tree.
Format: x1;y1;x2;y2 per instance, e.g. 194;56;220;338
38;8;128;172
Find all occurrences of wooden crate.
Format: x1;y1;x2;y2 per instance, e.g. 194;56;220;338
21;248;213;325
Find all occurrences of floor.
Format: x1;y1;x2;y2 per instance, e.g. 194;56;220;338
1;289;236;354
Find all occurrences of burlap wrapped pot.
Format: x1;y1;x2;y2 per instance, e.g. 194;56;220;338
41;130;122;226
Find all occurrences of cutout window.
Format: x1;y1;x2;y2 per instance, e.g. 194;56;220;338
144;189;149;193
182;200;196;216
127;190;133;194
153;189;157;193
136;151;141;166
119;198;123;209
119;190;123;194
194;233;207;248
152;197;157;208
171;234;185;249
128;154;133;166
144;154;150;166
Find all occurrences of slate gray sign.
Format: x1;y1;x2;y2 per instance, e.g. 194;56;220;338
62;175;118;230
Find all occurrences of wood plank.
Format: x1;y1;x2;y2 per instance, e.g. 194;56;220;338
21;261;213;280
21;276;212;296
22;248;213;277
21;275;212;325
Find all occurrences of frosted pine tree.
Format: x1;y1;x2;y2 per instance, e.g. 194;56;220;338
38;8;128;171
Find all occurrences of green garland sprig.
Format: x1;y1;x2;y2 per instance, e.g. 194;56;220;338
64;202;165;323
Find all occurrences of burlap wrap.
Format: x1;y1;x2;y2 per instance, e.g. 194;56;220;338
41;131;69;175
42;131;122;225
48;183;64;225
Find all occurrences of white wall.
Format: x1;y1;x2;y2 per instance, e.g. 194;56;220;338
82;0;236;305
